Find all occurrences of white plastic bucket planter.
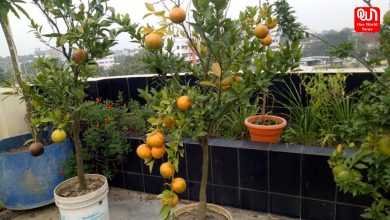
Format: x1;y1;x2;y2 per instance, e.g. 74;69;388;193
54;174;109;220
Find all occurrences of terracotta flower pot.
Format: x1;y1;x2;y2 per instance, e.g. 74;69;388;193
244;115;287;143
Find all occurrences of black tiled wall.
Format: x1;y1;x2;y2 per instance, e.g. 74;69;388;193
87;73;376;106
91;74;374;219
108;137;368;220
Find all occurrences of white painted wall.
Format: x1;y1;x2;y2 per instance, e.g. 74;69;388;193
0;88;29;140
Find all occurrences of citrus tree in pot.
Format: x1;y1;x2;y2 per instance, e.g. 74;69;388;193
0;0;74;210
243;0;305;144
28;0;123;217
116;0;303;219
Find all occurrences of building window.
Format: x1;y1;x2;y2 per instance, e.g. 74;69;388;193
181;45;188;50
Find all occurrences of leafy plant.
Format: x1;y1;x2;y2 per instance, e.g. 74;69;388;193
127;99;154;135
220;98;261;140
279;73;359;147
65;97;132;179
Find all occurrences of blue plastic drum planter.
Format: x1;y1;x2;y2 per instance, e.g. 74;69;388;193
0;134;73;210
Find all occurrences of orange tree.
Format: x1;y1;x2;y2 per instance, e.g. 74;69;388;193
28;0;125;189
328;18;390;219
116;0;304;218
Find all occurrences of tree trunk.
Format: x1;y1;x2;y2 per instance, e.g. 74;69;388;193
196;137;209;219
73;111;87;190
0;16;35;138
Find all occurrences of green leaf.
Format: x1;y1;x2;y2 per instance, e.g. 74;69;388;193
58;35;67;47
354;163;368;169
159;205;171;219
143;13;153;19
199;80;217;88
145;3;155;12
147;117;159;125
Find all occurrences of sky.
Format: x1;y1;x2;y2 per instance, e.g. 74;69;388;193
0;0;389;57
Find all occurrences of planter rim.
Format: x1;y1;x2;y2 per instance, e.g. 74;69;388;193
175;203;233;220
244;115;287;129
0;137;71;155
54;174;108;205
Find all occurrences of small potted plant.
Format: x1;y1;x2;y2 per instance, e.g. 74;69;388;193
116;0;303;219
27;0;122;218
244;0;304;144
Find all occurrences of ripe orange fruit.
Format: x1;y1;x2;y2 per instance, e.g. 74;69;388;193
254;24;269;39
265;18;277;29
163;116;176;129
160;162;174;178
261;35;272;46
176;95;192;111
136;144;151;159
51;129;67;143
29;142;44;157
146;131;165;148
162;192;179;207
71;48;88;65
151;145;166;159
145;32;163;50
169;7;186;24
171;177;186;193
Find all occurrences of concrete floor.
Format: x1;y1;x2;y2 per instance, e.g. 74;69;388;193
1;188;293;220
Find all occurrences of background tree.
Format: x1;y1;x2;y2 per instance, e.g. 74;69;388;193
0;0;36;138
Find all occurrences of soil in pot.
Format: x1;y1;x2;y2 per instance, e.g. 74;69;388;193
176;209;228;220
57;178;104;197
252;118;280;125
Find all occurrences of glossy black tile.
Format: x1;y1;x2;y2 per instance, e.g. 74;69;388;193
240;140;270;151
86;81;98;99
302;154;335;201
124;173;144;192
336;204;365;220
270;143;303;154
108;78;130;101
269;193;300;218
209;138;243;149
123;139;143;174
96;79;111;100
144;175;165;195
301;198;335;220
188;181;213;203
269;152;301;195
142;157;164;177
109;171;124;188
213;185;240;208
239;148;268;191
185;144;212;183
240;189;268;213
337;190;373;207
302;146;334;156
127;77;148;104
211;146;238;187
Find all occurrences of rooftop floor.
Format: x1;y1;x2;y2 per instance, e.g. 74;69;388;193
1;188;294;220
